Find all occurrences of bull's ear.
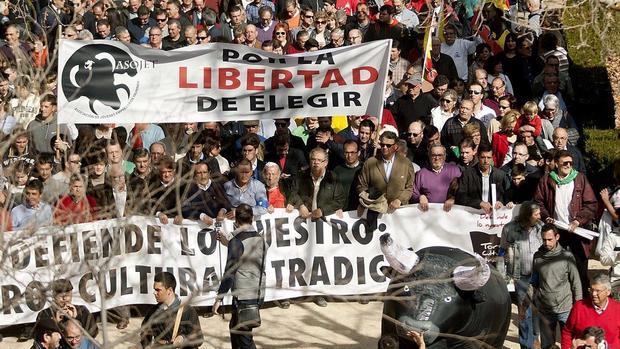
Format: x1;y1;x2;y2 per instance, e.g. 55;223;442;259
380;266;398;279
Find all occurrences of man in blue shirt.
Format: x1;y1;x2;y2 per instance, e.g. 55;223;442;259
11;179;53;230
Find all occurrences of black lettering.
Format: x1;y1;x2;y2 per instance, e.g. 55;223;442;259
135;265;151;294
298;56;312;64
124;224;143;253
288;95;303;108
315;52;334;64
275;217;290;247
223;49;239;61
334;257;353;285
120;267;133;295
101;227;121;258
369;255;386;282
289;258;307;287
82;231;99;260
181;227;196;256
25;281;46;311
255;220;272;247
308;94;327;108
330;219;350;244
79;273;96;303
315;220;324;244
147;225;162;254
268;95;284;110
343;92;361;106
52;234;68;265
197;229;216;255
34;243;49;268
197;96;217;112
309;257;330;285
202;267;219;293
178;267;196;296
293;217;308;245
352;219;373;244
2;285;22;314
332;92;339;107
101;269;116;299
244;53;262;63
357;257;366;284
10;242;30;270
69;232;80;262
271;260;285;289
249;95;265;111
222;97;237;111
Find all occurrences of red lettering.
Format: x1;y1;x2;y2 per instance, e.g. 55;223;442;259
352;66;379;84
321;69;346;88
203;68;212;89
271;69;294;89
178;67;197;88
297;70;320;88
219;68;241;89
247;68;266;90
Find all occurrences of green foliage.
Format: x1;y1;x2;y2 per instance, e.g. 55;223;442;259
584;128;620;169
563;0;620;67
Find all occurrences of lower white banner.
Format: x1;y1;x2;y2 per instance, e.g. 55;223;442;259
0;204;516;325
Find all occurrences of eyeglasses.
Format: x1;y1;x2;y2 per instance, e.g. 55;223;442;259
275;31;286;35
316;20;326;24
197;36;207;40
430;153;444;158
407;132;420;138
380;143;395;148
561;161;573;166
304;14;314;18
440;98;453;103
156;18;167;22
310;158;326;163
468;90;482;95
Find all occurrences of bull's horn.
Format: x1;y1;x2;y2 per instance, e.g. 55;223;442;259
380;233;419;274
95;52;117;67
452;253;490;291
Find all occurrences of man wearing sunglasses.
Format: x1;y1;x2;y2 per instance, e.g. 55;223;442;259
534;149;597;289
357;130;415;214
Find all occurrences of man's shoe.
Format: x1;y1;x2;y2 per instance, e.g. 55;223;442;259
359;298;370;304
280;300;291;309
314;297;328;307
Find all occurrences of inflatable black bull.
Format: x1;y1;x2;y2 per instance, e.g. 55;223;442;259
378;233;511;349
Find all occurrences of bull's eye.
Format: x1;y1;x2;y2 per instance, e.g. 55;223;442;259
443;296;452;303
403;285;410;293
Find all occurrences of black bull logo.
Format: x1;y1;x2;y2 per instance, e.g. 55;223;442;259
61;44;138;115
379;233;511;349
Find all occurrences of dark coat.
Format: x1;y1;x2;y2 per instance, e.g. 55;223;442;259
264;147;308;180
37;305;98;338
181;181;233;219
533;172;597;226
141;298;203;348
289;170;345;216
87;179;117;219
454;167;511;208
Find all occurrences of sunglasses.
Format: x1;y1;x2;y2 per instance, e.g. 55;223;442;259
561;161;573;166
156;18;167;22
407;132;420;137
304;15;314;18
380;143;395;148
275;31;286;35
468;90;482;95
197;36;207;40
441;98;453;103
316;20;326;24
499;105;510;109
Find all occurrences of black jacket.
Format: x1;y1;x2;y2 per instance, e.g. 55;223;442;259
181;181;232;219
141;297;203;348
454;167;511;209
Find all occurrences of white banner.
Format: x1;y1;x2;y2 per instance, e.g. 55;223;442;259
57;40;391;124
0;204;515;325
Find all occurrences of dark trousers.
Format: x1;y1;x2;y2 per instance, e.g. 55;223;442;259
230;298;259;349
559;229;589;290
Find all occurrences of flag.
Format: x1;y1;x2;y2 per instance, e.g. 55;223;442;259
421;5;442;83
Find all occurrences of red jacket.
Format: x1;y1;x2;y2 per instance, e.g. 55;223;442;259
561;298;620;349
491;131;511;166
534;172;597;227
514;114;542;137
54;195;98;225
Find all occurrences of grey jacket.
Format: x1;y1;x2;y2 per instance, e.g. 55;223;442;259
531;243;582;314
500;220;543;279
218;225;267;301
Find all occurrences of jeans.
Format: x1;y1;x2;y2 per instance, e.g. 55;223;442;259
230;298;260;349
516;276;536;349
539;310;570;349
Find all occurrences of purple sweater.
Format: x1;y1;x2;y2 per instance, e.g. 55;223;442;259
412;163;462;203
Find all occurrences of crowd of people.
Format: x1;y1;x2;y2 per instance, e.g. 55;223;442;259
1;0;620;347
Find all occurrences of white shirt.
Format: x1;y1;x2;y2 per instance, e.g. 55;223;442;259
383;156;395;181
441;37;481;80
481;170;490;202
554;180;574;224
311;171;325;210
113;188;127;217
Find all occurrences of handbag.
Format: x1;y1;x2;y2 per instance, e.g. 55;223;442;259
234;239;266;330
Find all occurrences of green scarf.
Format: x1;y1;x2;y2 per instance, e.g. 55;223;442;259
550;168;578;185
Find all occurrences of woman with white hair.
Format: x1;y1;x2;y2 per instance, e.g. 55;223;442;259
540;94;579;144
261;162;294;214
